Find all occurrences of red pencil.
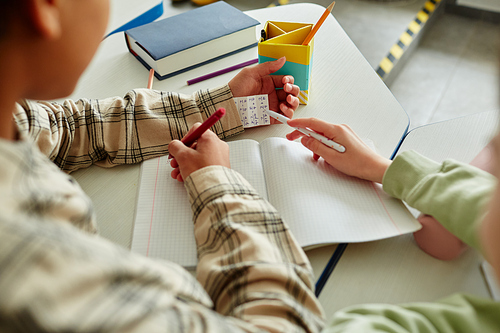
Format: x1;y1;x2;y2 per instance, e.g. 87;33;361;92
168;108;226;158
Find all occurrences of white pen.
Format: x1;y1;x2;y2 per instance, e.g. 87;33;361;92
266;110;346;153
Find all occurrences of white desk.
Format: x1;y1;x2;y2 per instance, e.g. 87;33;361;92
70;2;491;320
71;2;408;258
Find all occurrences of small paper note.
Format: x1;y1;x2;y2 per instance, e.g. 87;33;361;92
234;95;271;128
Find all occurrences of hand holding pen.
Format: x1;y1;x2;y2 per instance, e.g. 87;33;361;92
168;108;229;182
285;116;391;184
266;110;345;152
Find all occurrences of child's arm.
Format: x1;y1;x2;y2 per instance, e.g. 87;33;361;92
383;151;495;252
325;293;500;333
168;129;325;332
286;117;496;252
14;86;244;173
13;58;299;174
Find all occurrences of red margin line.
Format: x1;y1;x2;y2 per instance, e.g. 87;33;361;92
146;157;161;256
371;182;402;235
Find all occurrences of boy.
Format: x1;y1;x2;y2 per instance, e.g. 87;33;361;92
0;0;324;332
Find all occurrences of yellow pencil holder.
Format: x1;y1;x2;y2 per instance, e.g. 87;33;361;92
258;21;314;105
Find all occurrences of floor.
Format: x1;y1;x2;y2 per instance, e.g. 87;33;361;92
166;0;500;130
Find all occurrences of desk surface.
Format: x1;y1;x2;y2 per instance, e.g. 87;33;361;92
71;2;491;320
71;1;409;267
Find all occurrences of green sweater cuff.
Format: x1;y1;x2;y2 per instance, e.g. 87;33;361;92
383;151;442;200
382;150;495;251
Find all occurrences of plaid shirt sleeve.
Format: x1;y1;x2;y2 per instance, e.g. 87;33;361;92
186;166;325;332
13;85;244;173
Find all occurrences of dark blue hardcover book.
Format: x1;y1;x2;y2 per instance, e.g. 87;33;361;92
125;1;259;80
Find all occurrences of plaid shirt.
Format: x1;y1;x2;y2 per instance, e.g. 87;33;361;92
1;86;325;332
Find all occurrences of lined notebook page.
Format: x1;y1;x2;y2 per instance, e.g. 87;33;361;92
227;140;269;200
260;137;420;247
132;139;267;267
132;156;197;266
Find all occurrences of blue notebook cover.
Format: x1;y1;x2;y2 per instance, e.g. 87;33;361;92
125;1;259;61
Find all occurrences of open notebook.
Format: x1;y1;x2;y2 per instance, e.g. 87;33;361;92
132;137;420;267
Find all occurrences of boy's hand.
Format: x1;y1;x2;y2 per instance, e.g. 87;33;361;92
228;57;300;124
286;118;391;183
168;123;230;182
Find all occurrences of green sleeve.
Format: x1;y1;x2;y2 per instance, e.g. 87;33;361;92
324;294;500;333
323;151;499;332
382;150;496;251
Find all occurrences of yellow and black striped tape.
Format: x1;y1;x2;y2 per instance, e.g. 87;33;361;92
376;0;441;80
267;0;290;8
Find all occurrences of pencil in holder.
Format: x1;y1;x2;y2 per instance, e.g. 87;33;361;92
258;21;314;105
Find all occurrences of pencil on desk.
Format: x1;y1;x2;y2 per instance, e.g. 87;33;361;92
302;1;335;45
315;243;347;297
187;59;258;85
147;68;154;89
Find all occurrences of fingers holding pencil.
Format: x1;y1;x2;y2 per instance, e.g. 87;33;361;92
168;108;229;182
169;123;200;182
167;108;225;159
286;117;391;183
168;125;230;182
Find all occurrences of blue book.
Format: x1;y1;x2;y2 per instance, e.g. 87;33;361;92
125;1;259;80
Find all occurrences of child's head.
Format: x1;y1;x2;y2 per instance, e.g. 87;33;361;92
0;0;110;100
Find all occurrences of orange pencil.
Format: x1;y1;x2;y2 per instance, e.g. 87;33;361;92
147;68;154;89
302;1;335;45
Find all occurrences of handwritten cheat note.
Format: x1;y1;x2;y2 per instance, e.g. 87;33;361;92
234;94;271;128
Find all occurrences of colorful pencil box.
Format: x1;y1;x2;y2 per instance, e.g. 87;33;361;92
258;21;314;105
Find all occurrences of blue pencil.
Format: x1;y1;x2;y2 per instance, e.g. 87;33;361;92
315;243;348;297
